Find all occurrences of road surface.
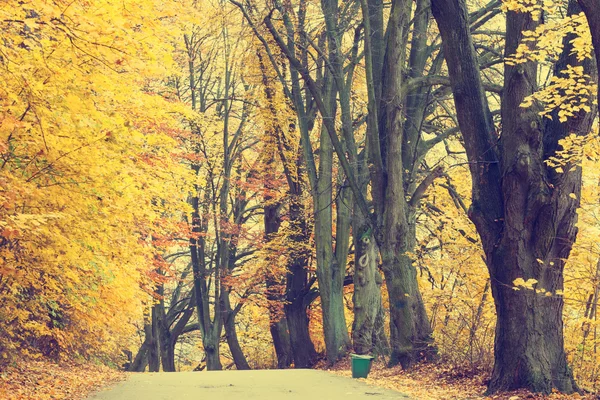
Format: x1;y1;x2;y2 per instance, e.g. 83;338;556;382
87;369;410;399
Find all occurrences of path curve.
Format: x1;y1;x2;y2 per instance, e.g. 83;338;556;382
87;369;410;399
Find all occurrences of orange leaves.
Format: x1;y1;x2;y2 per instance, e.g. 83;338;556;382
0;359;124;400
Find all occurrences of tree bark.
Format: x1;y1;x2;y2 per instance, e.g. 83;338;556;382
285;297;318;368
351;223;385;355
264;199;294;368
285;196;319;368
148;305;160;372
579;0;600;111
258;51;300;369
269;318;293;368
129;338;149;372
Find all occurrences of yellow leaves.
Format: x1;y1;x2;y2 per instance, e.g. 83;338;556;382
501;0;558;22
545;132;600;175
512;277;538;290
506;12;592;67
521;64;597;123
0;0;194;363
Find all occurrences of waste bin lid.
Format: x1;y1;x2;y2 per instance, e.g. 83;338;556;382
350;353;374;359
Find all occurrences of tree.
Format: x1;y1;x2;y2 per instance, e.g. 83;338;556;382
178;15;257;370
431;0;597;393
0;0;191;364
254;47;318;367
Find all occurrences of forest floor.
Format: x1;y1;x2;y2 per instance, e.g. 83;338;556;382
325;357;599;400
0;359;125;400
2;357;598;399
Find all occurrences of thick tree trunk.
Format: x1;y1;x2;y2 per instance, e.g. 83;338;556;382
381;245;433;367
156;290;175;372
148;305;160;372
372;302;388;355
269;318;293;368
256;45;315;369
377;0;434;368
285;298;318;368
285;198;318;368
487;248;574;392
352;223;386;355
129;338;149;372
203;327;222;371
263;176;293;369
313;70;350;364
159;335;176;373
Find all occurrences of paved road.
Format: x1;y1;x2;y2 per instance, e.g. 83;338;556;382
87;369;410;399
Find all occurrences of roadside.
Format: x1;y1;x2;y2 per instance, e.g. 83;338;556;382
0;359;125;400
324;357;598;400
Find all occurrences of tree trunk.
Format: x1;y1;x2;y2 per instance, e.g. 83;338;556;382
381;243;434;367
285;197;318;368
269;318;293;368
129;338;149;372
221;290;250;370
148;305;160;372
159;334;176;373
203;326;223;371
263;161;293;369
377;0;434;368
579;0;600;110
313;68;350;364
158;300;195;373
352;222;385;355
487;247;574;392
285;298;318;368
256;44;314;370
372;302;388;355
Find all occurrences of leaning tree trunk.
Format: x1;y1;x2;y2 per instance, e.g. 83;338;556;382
129;338;149;372
221;290;251;370
432;0;596;393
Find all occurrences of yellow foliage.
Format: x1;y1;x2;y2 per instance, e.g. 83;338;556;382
0;0;192;361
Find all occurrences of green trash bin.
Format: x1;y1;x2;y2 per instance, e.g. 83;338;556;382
350;354;374;378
